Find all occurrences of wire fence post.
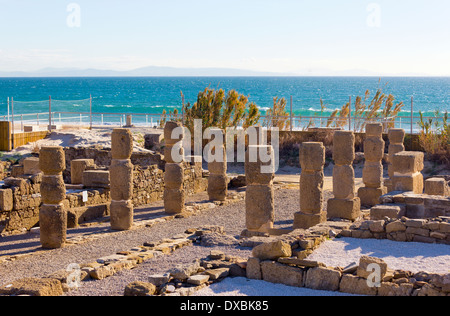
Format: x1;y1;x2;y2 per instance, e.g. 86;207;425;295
7;97;10;122
90;94;93;129
48;96;52;132
11;97;14;149
290;95;293;132
348;96;352;131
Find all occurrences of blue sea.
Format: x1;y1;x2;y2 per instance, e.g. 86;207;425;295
0;77;449;124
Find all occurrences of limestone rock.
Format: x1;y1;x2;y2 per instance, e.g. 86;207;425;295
252;241;292;260
304;267;342;292
124;281;156;296
260;261;304;287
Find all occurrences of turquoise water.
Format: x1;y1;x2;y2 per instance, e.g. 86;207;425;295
0;77;449;118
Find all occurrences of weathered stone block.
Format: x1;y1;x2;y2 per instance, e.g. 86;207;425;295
388;128;405;144
364;137;385;162
300;170;324;213
357;256;388;279
385;220;407;233
333;131;355;165
245;145;274;185
23;157;41;175
246;257;262;280
83;170;110;189
333;165;355;199
39;146;65;175
305;267;341;292
293;212;326;229
392;172;423;194
164;188;185;214
207;174;228;201
378;282;413;296
111;128;133;159
327;197;361;221
393;151;424;174
358;186;387;207
110;200;133;231
299;142;325;171
0;189;13;212
71;159;95;184
40;175;66;204
0;278;63;297
110;159;133;201
245;184;274;231
39;203;67;249
425;178;447;196
252;241;292;260
260;261;304;287
339;274;378;296
164;121;184;145
362;162;383;188
164;144;185;164
164;163;184;190
366;123;383;137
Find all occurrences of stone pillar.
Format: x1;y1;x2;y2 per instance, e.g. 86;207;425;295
327;131;361;221
110;128;134;230
39;146;67;249
358;123;387;207
294;142;326;229
392;151;424;194
245;145;275;232
207;130;228;201
164;121;185;214
386;128;405;192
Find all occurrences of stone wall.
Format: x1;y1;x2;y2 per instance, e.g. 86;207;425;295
340;217;450;244
247;247;450;296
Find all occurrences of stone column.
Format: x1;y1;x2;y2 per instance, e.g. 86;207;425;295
358;123;387;207
392;151;424;194
39;146;67;249
164;121;185;214
208;144;228;201
327;131;361;221
294;142;326;229
245;145;275;232
386;128;405;192
110;128;134;230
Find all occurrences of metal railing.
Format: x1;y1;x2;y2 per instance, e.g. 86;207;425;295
2;111;446;134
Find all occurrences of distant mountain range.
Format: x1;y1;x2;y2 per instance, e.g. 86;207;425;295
0;66;291;77
0;66;431;77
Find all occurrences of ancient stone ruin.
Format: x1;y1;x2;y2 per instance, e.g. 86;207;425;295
245;145;275;233
358;123;387;207
327;131;361;221
110;128;134;231
163;121;185;215
392;151;424;194
207;129;228;202
386;128;406;192
38;146;67;249
294;142;326;229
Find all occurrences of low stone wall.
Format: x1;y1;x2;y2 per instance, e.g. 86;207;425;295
379;192;450;219
0;173;111;234
246;247;450;296
340;217;450;244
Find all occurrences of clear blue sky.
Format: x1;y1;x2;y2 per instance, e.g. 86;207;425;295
0;0;449;75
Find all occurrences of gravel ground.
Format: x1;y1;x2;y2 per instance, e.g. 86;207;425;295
0;188;302;294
